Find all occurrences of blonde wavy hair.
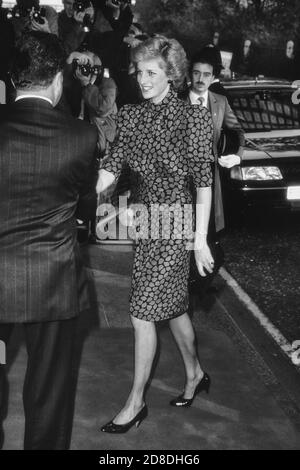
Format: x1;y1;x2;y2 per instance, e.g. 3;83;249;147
131;35;188;89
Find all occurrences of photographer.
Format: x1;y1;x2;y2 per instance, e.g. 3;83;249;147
97;0;133;35
58;0;132;57
65;49;117;154
10;0;58;38
63;48;117;240
59;0;98;55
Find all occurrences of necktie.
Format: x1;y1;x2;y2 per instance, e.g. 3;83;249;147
198;96;205;107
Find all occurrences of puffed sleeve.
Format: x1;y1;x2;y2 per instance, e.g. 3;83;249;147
184;106;214;188
100;105;131;180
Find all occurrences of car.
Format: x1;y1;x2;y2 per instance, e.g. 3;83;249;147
94;78;300;244
220;78;300;218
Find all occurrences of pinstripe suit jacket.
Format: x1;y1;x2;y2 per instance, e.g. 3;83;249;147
0;98;98;323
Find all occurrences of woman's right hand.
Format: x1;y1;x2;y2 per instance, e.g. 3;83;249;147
96;169;115;195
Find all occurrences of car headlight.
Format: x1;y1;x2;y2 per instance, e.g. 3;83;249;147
241;166;283;181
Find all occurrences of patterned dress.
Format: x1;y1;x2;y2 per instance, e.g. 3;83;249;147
101;89;214;322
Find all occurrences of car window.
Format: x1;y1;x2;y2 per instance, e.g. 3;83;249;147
228;89;300;132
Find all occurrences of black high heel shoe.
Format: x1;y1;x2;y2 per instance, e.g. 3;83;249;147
169;372;211;408
101;405;148;434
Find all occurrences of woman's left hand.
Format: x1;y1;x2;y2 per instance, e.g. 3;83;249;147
194;240;214;277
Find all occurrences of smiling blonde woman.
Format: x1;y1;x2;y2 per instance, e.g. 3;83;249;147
97;35;215;433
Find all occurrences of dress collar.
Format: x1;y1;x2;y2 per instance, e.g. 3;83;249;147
146;87;178;111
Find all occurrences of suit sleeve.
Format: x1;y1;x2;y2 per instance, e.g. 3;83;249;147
185;106;214;188
100;105;130;179
76;126;99;221
223;97;245;158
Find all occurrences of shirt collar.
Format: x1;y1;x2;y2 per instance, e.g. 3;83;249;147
15;95;53;106
189;89;209;108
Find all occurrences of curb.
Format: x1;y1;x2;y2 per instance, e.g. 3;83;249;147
219;267;300;372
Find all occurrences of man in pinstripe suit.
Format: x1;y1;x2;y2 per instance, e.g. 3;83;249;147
0;32;98;449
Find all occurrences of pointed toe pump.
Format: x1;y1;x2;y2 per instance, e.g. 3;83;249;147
170;372;211;408
101;405;148;434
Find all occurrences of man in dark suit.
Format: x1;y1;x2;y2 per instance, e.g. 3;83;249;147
183;48;245;234
0;32;98;449
181;48;244;296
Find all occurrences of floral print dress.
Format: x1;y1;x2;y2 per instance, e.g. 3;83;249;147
101;89;214;322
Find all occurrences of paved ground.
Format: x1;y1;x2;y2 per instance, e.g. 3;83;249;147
3;324;300;450
2;243;300;450
222;210;300;343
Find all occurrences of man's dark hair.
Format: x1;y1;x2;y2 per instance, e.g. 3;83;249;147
190;47;222;77
11;31;66;90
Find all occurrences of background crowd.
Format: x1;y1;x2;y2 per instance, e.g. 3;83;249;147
0;0;297;234
1;0;300;112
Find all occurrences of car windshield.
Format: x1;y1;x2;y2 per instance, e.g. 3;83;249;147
228;89;300;132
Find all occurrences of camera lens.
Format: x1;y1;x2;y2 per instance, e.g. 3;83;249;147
80;64;91;76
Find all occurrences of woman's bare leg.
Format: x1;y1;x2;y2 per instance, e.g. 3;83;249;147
112;316;157;425
169;313;204;399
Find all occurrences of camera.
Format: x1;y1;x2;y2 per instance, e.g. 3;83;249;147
32;7;46;24
73;0;92;31
73;0;91;13
72;59;102;78
6;5;46;24
5;9;16;20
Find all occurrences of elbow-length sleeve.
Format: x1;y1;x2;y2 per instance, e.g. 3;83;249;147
100;105;130;180
185;106;214;188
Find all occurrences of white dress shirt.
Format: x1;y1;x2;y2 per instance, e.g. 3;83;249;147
189;90;209;108
15;95;53;106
